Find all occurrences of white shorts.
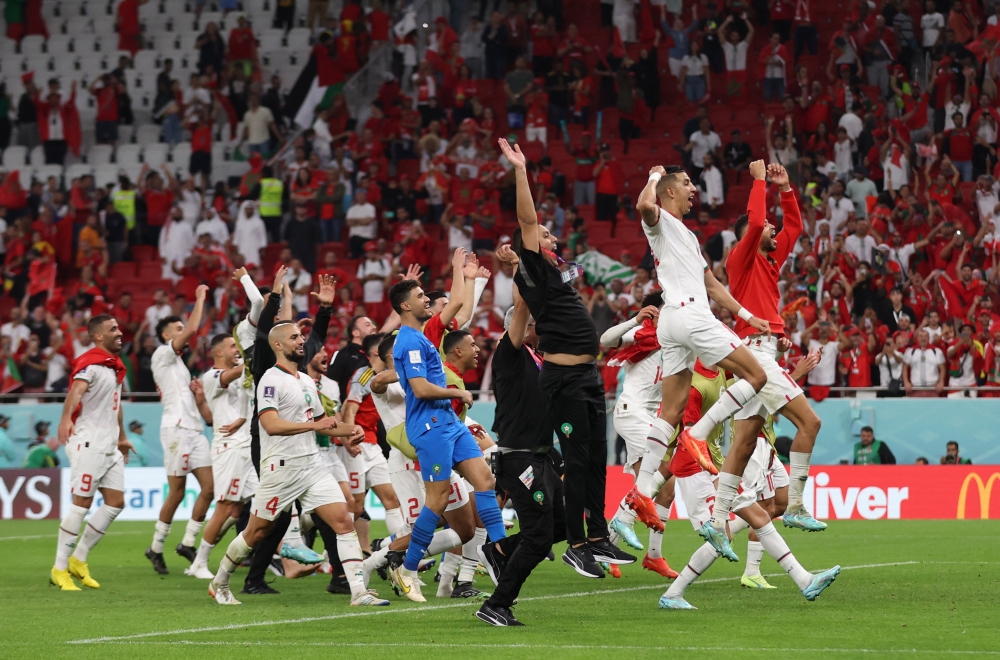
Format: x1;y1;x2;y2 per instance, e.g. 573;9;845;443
677;470;757;530
212;443;258;503
733;337;804;420
657;303;741;377
319;445;349;484
252;455;346;521
338;443;392;494
160;427;212;477
525;125;547;145
67;442;124;496
390;461;468;526
613;408;656;474
668;57;683;77
742;438;789;501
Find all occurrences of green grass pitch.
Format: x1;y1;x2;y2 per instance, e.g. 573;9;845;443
2;519;998;659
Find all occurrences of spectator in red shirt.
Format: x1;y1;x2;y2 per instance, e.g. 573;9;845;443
945;111;975;181
567;130;597;206
838;326;877;387
940;260;986;321
227;15;258;79
116;0;143;55
189;107;213;190
89;74;125;146
531;13;558;76
368;0;390;43
137;164;175;248
449;166;480;218
593;143;623;221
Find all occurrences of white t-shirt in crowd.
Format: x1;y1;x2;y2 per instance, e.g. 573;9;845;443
903;346;945;387
722;40;749;71
681;53;709;76
284;268;313;314
689;130;722;166
244;106;275;144
346;202;377;239
357;257;391;303
921;12;945;47
807;339;839;385
0;322;30;353
845;233;878;264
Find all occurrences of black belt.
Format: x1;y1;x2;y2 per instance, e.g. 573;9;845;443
498;447;551;456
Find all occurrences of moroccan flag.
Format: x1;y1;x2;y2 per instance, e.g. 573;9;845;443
0;356;22;394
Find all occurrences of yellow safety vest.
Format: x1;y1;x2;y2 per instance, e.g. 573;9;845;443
112;189;136;230
259;178;283;217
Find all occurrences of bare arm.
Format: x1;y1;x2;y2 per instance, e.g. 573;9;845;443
705;269;771;335
57;379;89;444
438;248;469;327
259;409;337;436
498;138;539;252
279;282;293;320
637;165;665;226
171;285;209;354
219;363;244;388
369;368;399;395
409;376;473;407
506;284;531;349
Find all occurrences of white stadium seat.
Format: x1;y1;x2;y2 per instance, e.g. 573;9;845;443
20;35;46;57
171;141;192;167
46;35;73;55
29;145;46;167
143;143;170;168
94;164;121;188
117;143;143;167
136;124;162;147
65;163;94;181
34;164;65;184
3;146;28;170
87;144;113;166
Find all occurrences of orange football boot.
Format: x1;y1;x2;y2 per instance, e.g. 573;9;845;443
625;486;664;532
677;428;718;475
642;555;679;579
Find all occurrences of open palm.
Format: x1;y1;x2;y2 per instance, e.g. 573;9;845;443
498;138;526;169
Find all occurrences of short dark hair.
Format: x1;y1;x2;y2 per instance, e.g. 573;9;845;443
640;290;663;308
378;333;396;364
947;440;959;449
362;332;384;356
346;315;366;340
662;165;686;187
156;315;183;342
210;333;230;350
87;314;114;335
442;329;471;356
426;291;448;304
861;426;874;434
389;280;421;314
734;214;749;240
258;286;272;297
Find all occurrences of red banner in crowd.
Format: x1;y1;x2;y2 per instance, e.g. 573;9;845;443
0;469;61;520
605;465;1000;521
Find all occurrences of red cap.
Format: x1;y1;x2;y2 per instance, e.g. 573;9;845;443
364;240;378;252
435;16;448;25
21;71;33;84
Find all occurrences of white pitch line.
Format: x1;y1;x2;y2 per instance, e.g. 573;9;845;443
73;641;1000;655
67;561;919;645
0;531;146;542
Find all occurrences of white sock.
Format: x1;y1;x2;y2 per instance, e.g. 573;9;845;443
729;516;749;537
219;516;238;538
336;531;367;597
385;507;404;537
710;473;742;529
299;513;314;534
215;532;252;586
426;528;463;555
616;497;637;525
151;521;171;554
636;419;674;497
72;504;122;562
283;514;303;546
439;550;461;579
651;470;667;497
55;504;89;570
788;451;811;509
755;522;812;590
689;379;757;440
665;543;719;598
195;538;214;565
459;528;487;582
646;503;670;559
182;518;204;547
744;540;764;576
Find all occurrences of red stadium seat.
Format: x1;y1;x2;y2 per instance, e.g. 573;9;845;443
130;245;157;263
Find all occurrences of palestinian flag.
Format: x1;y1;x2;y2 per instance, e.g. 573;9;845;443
286;43;346;130
576;250;635;286
0;356;22;394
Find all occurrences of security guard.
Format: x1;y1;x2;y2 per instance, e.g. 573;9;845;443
112;176;137;231
257;165;284;242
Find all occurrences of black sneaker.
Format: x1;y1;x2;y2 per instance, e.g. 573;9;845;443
241;581;280;595
145;547;169;575
561;545;604;578
451;581;489;599
475;602;525;627
325;578;352;595
267;557;285;577
588;538;636;565
175;543;197;563
546;550;555;561
476;543;507;587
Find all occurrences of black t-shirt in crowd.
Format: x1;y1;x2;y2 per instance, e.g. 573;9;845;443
513;246;599;357
491;333;551;451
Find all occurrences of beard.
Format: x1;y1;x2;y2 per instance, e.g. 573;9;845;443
415;307;433;323
103;337;122;354
283;348;304;363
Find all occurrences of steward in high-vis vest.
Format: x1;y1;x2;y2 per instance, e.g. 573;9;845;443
254;165;283;240
112;176;137;230
853;426;896;465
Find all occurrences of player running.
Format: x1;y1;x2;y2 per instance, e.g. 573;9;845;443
208;322;387;606
629;163;771;551
601;292;679;579
702;162;826;563
185;333;257;579
51;315;133;590
387;278;507;584
659;355;838;609
147;284;214;574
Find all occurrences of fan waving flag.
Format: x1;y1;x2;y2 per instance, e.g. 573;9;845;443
576;249;635;285
0;356;22;394
286;40;346;129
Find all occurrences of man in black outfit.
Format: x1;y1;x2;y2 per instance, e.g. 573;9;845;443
497;137;634;579
327;315;378;401
242;268;350;595
475;275;567;627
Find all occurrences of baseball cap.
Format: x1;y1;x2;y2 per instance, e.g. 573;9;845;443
128;420;143;432
0;414;10;424
364;240;379;252
35;420;50;434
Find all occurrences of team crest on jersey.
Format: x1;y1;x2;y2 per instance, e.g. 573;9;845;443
560;422;573;436
303;390;313;405
533;491;544;504
432;463;442;475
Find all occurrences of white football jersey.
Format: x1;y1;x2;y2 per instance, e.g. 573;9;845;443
71;362;123;455
202;367;252;448
257;364;324;463
151;344;204;430
615;327;663;416
372;379;407;430
643;208;709;308
234;318;255;355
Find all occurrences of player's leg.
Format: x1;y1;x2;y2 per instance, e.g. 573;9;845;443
403;478;451;571
177;465;215;563
210;512;275;604
452;436;506;544
190;499;242;578
311;498;389;606
52;492;92;591
701;414;765;557
371;483;403;537
609;412;647;550
67;453;127;588
687;344;766;449
643;476;679;579
776;395;825;528
451;485;489;599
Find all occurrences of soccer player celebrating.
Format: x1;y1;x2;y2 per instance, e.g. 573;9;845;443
630;162;771;559
388;277;507;584
147;285;214;574
51;315;133;590
208;322;388;606
185;333;257;579
710;162;826;552
601;291;679;579
498;137;634;578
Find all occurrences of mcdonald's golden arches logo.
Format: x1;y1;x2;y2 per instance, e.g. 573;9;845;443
956;473;1000;519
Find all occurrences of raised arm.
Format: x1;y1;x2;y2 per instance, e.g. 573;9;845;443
771;163;802;263
727;160;768;271
600;305;656;347
439;247;469;327
171;285;209;354
498;137;539;252
637;165;666;226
